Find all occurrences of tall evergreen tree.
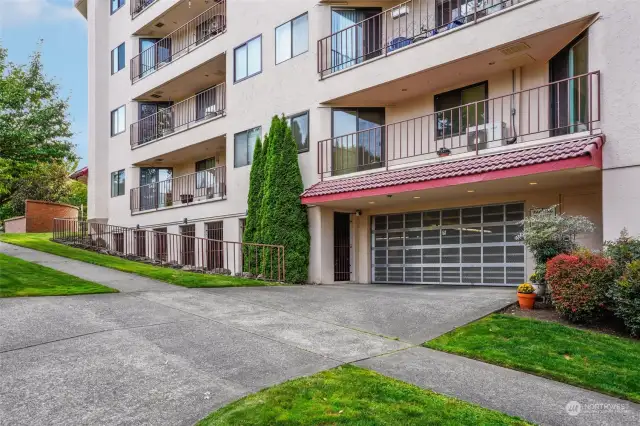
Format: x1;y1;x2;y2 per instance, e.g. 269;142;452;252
260;116;310;283
243;136;264;274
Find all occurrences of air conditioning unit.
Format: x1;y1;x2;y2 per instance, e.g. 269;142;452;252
391;5;409;19
467;122;507;152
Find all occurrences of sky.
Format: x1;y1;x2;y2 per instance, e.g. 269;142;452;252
1;0;88;167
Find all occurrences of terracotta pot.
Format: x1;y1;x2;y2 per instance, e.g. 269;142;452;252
517;292;536;310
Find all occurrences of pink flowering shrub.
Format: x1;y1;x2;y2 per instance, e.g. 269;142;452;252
546;251;616;323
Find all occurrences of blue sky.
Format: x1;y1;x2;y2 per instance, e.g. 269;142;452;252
1;0;88;167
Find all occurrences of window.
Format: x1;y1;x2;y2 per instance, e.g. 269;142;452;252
332;108;385;174
111;0;125;14
287;111;309;152
111;43;125;74
234;127;261;168
434;81;487;139
234;36;262;82
110;105;126;136
195;157;216;189
550;31;589;136
111;170;125;197
276;13;309;64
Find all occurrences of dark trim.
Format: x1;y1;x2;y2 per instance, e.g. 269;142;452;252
434;80;489;140
233;126;262;168
286;110;311;153
233;35;263;84
110;105;126;137
111;0;126;15
111;169;126;198
111;43;125;75
275;12;309;65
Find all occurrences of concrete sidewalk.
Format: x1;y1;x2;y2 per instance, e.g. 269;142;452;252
0;241;179;293
356;347;640;426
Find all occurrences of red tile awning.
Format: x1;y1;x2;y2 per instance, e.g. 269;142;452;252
301;136;604;204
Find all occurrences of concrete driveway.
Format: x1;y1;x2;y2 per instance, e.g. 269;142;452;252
0;284;514;425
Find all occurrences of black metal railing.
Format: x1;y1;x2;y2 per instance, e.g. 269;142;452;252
130;83;226;147
318;0;521;77
130;165;226;213
52;218;285;281
318;71;601;178
131;0;227;82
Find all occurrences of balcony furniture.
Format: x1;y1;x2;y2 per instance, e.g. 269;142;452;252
180;194;194;204
388;37;412;53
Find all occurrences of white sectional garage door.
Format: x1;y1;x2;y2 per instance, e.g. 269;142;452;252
371;203;526;286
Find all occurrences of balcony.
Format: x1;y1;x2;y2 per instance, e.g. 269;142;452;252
318;0;525;78
131;0;227;83
130;165;226;214
131;0;158;18
317;72;601;179
130;83;226;148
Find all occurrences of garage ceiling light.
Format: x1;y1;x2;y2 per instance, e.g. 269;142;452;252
529;182;538;185
368;201;375;204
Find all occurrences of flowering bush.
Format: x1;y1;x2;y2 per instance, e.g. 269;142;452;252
546;251;616;323
517;283;535;294
609;260;640;336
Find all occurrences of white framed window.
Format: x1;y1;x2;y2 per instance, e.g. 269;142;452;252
110;105;126;136
234;36;262;82
275;13;309;64
234;127;261;168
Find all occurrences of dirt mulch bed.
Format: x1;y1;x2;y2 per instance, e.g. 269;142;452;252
500;302;636;339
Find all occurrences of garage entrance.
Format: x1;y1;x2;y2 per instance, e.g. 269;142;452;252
371;203;526;286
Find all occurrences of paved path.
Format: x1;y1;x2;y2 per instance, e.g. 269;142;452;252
0;241;178;293
357;347;640;426
2;246;638;425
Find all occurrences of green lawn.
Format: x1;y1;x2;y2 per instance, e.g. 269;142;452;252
0;252;117;297
198;365;530;426
426;314;640;402
0;233;279;289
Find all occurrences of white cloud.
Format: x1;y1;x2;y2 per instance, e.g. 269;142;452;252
0;0;82;27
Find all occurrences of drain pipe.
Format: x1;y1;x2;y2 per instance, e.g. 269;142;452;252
506;68;519;145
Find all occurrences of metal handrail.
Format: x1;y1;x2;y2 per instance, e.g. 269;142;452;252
318;0;519;76
130;82;226;147
131;0;227;82
318;71;601;179
52;218;285;282
130;165;226;213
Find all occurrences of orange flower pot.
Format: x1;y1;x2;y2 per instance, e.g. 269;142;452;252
517;293;536;310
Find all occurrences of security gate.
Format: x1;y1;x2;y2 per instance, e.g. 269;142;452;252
371;203;526;286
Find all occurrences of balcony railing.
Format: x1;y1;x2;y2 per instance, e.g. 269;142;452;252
53;218;285;281
130;83;225;147
131;1;227;82
318;71;601;179
318;0;521;77
131;0;157;17
130;165;226;213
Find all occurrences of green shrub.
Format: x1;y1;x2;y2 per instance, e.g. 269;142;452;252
260;116;310;283
610;260;640;336
604;229;640;278
546;251;616;323
243;136;264;275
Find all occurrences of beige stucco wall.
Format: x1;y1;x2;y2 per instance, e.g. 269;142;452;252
83;0;640;283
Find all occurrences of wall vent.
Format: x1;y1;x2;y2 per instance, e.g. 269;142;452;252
150;93;162;99
155;22;165;28
498;42;530;56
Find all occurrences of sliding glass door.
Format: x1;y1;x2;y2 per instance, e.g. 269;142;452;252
139;167;173;210
550;32;589;136
332;108;385;175
331;8;382;71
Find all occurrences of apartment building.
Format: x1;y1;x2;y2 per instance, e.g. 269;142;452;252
77;0;640;285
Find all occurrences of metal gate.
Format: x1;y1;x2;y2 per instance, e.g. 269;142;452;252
334;212;351;282
371;203;526;286
206;221;224;269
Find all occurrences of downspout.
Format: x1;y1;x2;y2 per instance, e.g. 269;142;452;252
506;68;519;145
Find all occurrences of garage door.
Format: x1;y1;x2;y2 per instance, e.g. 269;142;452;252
371;203;526;286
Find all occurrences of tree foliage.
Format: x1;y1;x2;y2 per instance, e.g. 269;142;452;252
0;43;79;222
243;136;264;274
243;116;310;283
0;44;76;164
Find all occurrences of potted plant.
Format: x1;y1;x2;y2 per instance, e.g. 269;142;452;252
517;283;536;310
437;147;451;157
